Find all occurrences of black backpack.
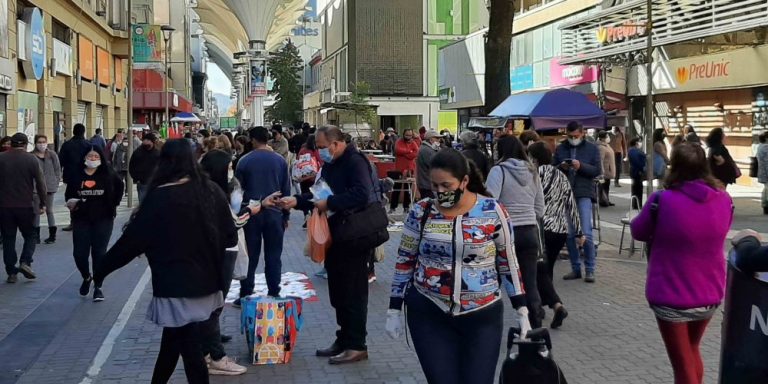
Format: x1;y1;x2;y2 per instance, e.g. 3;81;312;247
499;328;567;384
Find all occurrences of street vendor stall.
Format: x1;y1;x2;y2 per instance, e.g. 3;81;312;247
489;88;606;131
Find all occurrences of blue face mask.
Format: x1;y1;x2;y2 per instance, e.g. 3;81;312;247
319;147;333;163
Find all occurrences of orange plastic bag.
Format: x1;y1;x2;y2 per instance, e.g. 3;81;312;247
307;208;331;263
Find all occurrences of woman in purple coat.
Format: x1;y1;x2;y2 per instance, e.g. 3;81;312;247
631;142;733;384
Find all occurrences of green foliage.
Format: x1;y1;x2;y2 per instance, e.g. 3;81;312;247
266;42;303;124
348;81;377;124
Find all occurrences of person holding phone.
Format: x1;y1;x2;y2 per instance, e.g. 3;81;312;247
65;146;124;301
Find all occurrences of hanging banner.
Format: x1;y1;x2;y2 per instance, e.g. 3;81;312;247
132;24;164;62
250;59;267;97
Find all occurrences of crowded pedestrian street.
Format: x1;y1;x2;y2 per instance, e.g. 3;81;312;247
0;181;763;384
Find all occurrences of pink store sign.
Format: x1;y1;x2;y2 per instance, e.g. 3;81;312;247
550;58;598;87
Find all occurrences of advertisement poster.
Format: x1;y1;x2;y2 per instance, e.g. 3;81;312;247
250;60;267;97
132;24;164;62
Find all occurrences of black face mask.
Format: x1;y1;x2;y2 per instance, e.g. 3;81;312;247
435;188;463;208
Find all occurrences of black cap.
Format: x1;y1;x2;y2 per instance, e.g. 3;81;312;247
271;124;283;134
10;133;28;146
143;132;158;142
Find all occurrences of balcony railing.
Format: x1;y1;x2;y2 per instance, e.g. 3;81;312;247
559;0;768;64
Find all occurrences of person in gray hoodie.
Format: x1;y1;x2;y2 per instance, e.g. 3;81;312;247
486;135;544;327
31;135;61;244
415;130;442;199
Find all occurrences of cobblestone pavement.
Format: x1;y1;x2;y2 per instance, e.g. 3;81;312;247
0;180;763;384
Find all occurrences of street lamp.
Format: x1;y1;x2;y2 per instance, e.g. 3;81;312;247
161;25;175;131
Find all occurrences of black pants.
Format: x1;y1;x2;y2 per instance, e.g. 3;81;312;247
513;225;542;328
241;211;284;297
599;181;611;206
614;152;623;184
72;219;114;280
300;179;313;216
387;171;411;211
631;175;644;209
418;188;434;200
406;288;502;384
368;250;375;275
201;307;226;361
538;231;567;308
152;321;209;384
325;243;369;351
1;207;37;275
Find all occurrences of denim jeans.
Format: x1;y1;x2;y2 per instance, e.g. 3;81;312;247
240;210;284;297
137;183;148;203
566;197;596;273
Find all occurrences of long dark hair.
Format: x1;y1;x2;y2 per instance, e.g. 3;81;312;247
430;148;488;195
305;134;317;151
706;127;725;148
497;135;530;163
664;142;723;190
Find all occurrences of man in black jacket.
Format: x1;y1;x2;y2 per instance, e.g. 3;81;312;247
280;126;374;365
58;123;92;231
129;132;160;202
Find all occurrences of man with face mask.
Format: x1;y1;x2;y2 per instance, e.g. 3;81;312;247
390;129;419;214
279;126;377;365
128;132;160;202
416;130;442;199
553;121;601;283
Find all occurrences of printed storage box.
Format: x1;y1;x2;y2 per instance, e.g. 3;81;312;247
241;296;303;365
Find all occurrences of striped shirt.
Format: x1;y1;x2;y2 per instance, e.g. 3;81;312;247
389;196;526;315
539;165;582;235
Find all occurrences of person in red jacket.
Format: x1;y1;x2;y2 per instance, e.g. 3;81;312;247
389;129;419;214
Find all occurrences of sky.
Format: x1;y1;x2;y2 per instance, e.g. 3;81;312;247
207;63;231;95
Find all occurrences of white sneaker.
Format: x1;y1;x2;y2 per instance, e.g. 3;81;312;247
208;356;247;376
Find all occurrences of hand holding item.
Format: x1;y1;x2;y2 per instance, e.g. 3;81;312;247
279;196;298;210
261;191;282;209
66;198;80;210
247;199;262;215
385;309;404;339
314;199;328;213
516;307;532;339
571;159;581;170
576;235;586;247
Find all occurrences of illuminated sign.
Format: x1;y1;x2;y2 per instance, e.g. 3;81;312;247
596;21;646;45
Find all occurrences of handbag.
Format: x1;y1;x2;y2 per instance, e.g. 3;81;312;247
327;153;390;251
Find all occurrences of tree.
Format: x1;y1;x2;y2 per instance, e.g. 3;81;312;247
266;41;303;124
346;81;377;138
484;0;515;115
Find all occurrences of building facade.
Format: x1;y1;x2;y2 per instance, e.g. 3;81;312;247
1;0;131;147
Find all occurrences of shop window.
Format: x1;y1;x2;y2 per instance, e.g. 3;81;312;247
533;28;543;62
52;19;70;44
16;0;32;18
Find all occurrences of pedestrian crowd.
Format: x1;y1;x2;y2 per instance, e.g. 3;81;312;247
0;119;747;384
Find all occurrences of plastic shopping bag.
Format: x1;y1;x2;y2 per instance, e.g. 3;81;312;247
374;245;385;262
233;229;249;280
307;209;331;263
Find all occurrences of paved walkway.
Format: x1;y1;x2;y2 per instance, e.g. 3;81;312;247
0;180;762;383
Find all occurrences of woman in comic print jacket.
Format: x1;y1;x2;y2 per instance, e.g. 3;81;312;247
385;148;529;384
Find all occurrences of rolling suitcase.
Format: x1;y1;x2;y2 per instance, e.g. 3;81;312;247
499;327;567;384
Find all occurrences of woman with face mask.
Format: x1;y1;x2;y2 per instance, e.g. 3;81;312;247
64;146;124;301
111;138;130;196
31;135;62;244
386;148;529;384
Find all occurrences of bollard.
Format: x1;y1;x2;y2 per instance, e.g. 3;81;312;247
719;253;768;383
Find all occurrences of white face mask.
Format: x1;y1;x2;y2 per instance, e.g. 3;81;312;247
568;138;582;146
35;143;47;152
85;159;101;169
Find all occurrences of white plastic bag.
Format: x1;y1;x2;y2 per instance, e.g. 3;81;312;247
232;229;249;280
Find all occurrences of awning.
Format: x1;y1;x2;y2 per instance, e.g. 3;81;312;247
489;88;606;130
171;112;202;123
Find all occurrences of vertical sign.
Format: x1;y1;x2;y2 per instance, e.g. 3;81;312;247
132;24;164;62
79;36;94;80
250;59;267;97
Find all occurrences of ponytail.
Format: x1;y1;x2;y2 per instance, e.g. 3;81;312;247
430;148;489;196
465;159;489;196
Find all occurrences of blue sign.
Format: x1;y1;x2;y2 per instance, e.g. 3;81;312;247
510;65;534;91
24;7;45;80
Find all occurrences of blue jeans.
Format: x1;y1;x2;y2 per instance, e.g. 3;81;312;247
240;210;285;297
137;183;148;203
566;197;596;273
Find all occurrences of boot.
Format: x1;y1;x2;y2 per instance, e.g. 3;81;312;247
34;227;40;244
44;226;57;244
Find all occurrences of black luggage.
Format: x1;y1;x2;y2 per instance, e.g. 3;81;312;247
499;327;567;384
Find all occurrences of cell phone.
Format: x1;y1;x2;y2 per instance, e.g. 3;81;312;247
248;199;261;209
564;159;573;165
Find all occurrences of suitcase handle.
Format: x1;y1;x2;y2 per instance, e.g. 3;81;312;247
506;327;552;351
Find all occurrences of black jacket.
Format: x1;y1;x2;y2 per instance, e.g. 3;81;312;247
200;149;232;194
94;180;237;298
129;146;160;184
296;145;372;214
59;136;92;184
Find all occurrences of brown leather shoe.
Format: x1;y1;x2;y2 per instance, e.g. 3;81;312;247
315;342;343;357
328;350;368;365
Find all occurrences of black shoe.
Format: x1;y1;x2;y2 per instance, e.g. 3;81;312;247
232;298;242;309
62;224;73;232
608;202;616;206
93;287;104;302
763;207;768;215
328;350;368;365
562;271;582;280
221;334;233;343
614;183;622;187
584;271;596;283
80;277;92;296
44;226;57;244
551;306;569;329
6;274;17;284
316;342;344;357
19;263;36;280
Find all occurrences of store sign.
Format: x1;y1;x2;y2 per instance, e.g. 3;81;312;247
596;21;646;45
628;45;768;96
510;65;534;91
550;58;598;87
53;39;73;76
21;7;45;80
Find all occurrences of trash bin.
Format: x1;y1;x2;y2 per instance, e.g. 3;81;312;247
719;253;768;383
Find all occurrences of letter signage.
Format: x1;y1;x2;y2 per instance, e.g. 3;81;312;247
21;7;45;80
